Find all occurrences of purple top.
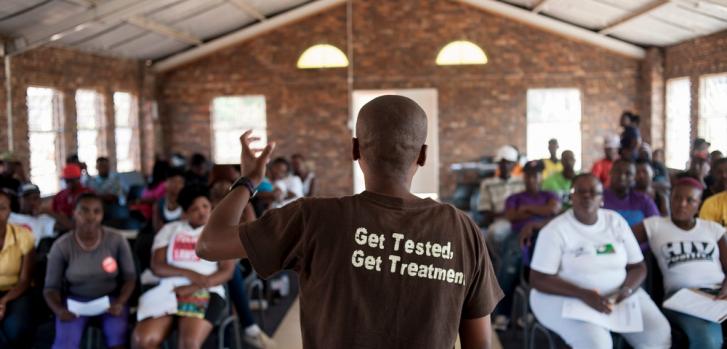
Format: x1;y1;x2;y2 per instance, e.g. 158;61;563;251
505;191;560;233
603;188;659;227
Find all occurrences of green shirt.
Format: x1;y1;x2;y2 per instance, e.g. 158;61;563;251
542;171;574;208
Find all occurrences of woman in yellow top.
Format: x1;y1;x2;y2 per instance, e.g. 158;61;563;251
0;189;35;348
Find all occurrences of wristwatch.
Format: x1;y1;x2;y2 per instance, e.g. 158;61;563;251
229;177;257;197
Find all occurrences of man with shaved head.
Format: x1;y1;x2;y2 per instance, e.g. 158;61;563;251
197;95;503;349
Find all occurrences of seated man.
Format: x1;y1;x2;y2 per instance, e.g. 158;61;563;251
292;154;316;197
634;160;669;217
268;157;304;208
700;185;727;227
541;139;562;180
197;95;504;349
52;164;93;222
493;161;560;330
604;159;659;228
704;158;727;201
477;145;524;236
542;150;577;208
591;135;620;188
8;183;68;243
88;157;126;206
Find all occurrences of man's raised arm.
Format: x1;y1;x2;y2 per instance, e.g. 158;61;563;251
196;131;275;261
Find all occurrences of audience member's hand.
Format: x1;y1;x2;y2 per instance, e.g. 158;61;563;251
175;285;200;298
716;283;727;300
610;286;634;303
518;223;536;248
57;309;77;321
187;272;210;288
239;130;276;187
580;289;612;314
107;302;124;316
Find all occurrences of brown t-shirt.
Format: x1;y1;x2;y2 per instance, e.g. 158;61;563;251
239;191;503;348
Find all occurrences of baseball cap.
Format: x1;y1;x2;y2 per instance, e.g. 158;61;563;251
62;164;83;179
605;135;620;149
19;183;40;196
494;145;519;162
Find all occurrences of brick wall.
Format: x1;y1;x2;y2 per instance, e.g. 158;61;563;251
664;29;727;142
159;0;640;197
639;48;665;150
3;45;156;179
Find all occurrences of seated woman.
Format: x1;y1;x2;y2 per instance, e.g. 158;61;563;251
0;189;35;348
44;193;136;349
152;167;185;233
133;185;235;349
529;174;671;349
633;177;727;349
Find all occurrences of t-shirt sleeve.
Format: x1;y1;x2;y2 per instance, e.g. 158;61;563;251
615;214;644;264
643;216;657;240
288;177;304;199
642;196;660;218
44;238;67;291
239;200;307;278
15;226;35;254
504;194;518;211
114;234;137;281
152;223;175;251
461;217;504;319
529;223;563;275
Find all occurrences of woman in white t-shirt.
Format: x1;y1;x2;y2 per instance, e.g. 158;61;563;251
132;185;235;349
633;177;727;349
529;174;671;349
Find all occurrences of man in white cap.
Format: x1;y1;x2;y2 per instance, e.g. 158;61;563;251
591;134;620;187
477;145;524;230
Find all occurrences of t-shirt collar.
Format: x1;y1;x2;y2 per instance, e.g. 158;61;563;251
358;190;439;210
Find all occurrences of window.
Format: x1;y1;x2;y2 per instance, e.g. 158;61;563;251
699;74;727;155
75;89;106;176
436;40;488;66
114;92;140;172
296;44;349;69
526;89;582;170
26;87;64;195
211;96;267;164
666;78;691;169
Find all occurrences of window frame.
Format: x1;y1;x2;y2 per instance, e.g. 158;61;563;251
210;95;268;164
26;86;66;195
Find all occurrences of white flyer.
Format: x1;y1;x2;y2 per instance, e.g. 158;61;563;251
562;296;643;333
67;296;111;317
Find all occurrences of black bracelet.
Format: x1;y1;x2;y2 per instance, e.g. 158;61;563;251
229;177;257;197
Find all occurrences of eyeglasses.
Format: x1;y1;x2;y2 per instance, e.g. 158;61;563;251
571;189;604;196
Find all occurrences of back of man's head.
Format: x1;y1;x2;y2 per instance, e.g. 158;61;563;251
355;95;428;178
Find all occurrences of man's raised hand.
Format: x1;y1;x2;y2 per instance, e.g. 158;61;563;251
239;130;275;186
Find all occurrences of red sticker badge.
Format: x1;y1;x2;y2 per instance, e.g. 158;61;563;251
102;256;118;273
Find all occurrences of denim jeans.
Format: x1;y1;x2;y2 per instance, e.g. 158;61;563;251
664;308;723;349
227;263;257;328
0;292;33;348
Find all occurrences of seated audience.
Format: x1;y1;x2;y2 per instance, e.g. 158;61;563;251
44;193;136;349
493;161;560;330
690;138;711;164
185;153;210;187
542;150;576;208
678;153;711;189
0;189;35;348
633;178;727;349
88;157;126;206
541;139;563;179
704;158;727;201
269;157;304;208
705;153;725;197
635;160;669;216
152;168;185;232
292;153;316;197
591;135;620;187
52;164;93;221
604;159;659;227
478;145;524;233
133;185;235;349
529;174;671;349
0;154;21;194
9;183;66;242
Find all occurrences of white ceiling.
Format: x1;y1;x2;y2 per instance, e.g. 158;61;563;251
0;0;726;62
0;0;308;60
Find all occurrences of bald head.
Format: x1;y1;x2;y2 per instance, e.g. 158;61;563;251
355;95;428;177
